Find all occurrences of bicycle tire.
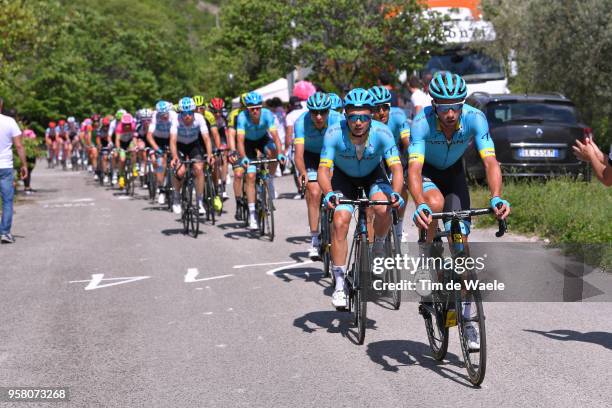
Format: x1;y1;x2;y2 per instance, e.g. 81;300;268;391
181;181;191;234
320;207;331;279
355;233;369;345
456;280;487;385
189;181;200;238
206;172;216;225
148;169;156;201
385;229;402;310
259;182;274;241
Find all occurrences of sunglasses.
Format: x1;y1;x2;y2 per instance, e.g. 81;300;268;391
180;111;194;117
311;109;329;116
434;101;464;113
346;114;372;123
375;103;391;112
248;106;262;111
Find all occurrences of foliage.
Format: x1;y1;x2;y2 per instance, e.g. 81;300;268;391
481;0;612;151
471;178;612;270
291;0;446;92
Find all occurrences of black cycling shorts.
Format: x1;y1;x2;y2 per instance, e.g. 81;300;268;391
422;159;471;228
153;137;169;150
303;150;320;182
178;141;204;160
331;166;393;213
119;139;133;151
244;137;275;160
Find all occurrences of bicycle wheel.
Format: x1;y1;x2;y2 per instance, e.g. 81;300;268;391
189;181;200;238
205;172;216;225
147;168;156;201
385;229;402;310
259;181;275;241
181;181;191;234
319;207;331;279
456;277;487;385
354;234;369;345
420;298;449;361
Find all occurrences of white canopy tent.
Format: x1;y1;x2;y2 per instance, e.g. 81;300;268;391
232;77;290;104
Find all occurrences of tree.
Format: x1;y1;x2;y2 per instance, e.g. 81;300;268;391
291;0;446;91
482;0;612;149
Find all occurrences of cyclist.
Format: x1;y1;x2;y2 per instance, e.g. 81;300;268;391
66;116;81;169
329;92;344;113
114;113;137;189
147;101;177;205
169;97;215;216
208;97;230;201
57;119;68;167
369;85;411;242
96;116;114;184
226;95;246;220
236;91;286;230
79;117;95;175
45;122;58;166
293;92;342;260
134;108;152;182
318;88;404;308
408;72;511;349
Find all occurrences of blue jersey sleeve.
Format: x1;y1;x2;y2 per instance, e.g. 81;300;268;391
319;123;340;169
236;111;247;135
467;108;496;159
407;111;428;165
293;112;307;145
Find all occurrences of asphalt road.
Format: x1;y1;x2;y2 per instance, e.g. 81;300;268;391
1;164;611;407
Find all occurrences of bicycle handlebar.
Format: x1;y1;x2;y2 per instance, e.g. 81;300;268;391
423;204;507;237
249;158;278;165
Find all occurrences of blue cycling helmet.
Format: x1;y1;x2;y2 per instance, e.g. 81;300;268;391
343;88;375;109
368;86;392;105
328;93;343;110
156;100;173;114
428;72;467;100
178;97;196;112
306;92;332;110
244;91;263;107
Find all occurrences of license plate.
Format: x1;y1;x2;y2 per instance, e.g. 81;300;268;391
518;148;559;158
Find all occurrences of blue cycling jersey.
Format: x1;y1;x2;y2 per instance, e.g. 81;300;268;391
320;119;401;178
294;110;342;153
408;104;495;170
383;107;410;147
236;108;277;141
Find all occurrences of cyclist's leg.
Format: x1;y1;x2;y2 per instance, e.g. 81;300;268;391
368;167;395;258
420;163;446;243
304;151;322;250
190;143;205;209
330;168;358;295
263;138;278;199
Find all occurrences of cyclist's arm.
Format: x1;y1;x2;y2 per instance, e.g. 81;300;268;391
169;124;179;162
146;130;159;151
317;132;336;195
211;126;221;149
114;131;120;150
407;119;427;205
226;127;236;151
382;133;404;193
198;118;213;158
473;112;503;198
294;143;307;178
236;114;247;158
270;129;282;154
400;122;410;155
408;160;425;205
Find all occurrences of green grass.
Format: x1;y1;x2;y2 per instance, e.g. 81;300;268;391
471;178;612;270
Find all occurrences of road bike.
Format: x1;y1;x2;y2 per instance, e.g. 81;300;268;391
418;206;506;386
178;158;202;238
334;188;397;345
250;158;278;241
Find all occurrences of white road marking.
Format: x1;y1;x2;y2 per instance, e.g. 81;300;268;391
72;198;94;202
69;274;151;290
265;260;319;276
184;268;233;283
233;261;297;269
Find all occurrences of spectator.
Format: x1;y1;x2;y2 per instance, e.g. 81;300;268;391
0;97;28;244
377;72;399;107
408;75;431;116
573;137;612;186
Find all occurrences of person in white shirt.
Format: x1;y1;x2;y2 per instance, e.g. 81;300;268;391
408;75;431;115
0;98;28;243
285;96;309;197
